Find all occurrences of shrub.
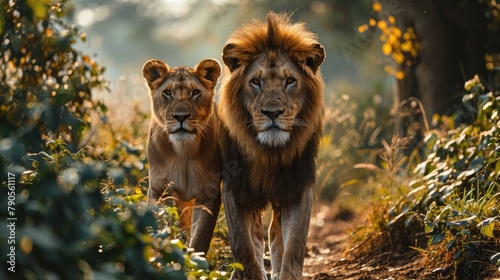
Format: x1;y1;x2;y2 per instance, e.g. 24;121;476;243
350;76;500;279
0;1;232;279
0;0;107;154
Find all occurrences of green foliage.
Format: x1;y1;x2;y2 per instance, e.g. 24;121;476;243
1;136;207;279
416;77;500;278
351;76;500;279
0;1;232;279
0;0;107;153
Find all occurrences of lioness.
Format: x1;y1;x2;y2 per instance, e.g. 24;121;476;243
142;58;222;254
218;12;326;280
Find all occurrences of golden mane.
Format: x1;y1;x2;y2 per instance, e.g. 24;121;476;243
219;13;325;161
222;12;324;74
218;11;325;209
218;12;326;279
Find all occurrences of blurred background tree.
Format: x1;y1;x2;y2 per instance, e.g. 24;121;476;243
370;0;500;145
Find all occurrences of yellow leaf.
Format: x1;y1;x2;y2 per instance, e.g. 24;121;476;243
382;43;392;56
231;262;245;272
20;237;33;254
369;18;376;26
373;2;382;12
388;34;398;45
377;20;387;31
320;135;332;147
395;71;405;80
27;0;49;19
358;24;368;33
392;51;405;64
401;41;412;52
45;28;53;37
388;16;396;25
390;26;402;38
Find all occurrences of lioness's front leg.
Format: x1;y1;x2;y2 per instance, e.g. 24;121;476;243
190;182;222;254
222;187;267;280
278;187;313;280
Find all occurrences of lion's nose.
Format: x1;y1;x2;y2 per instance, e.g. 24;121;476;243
172;113;191;123
261;109;284;120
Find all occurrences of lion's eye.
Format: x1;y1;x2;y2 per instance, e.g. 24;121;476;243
250;78;261;87
285;77;296;87
192;89;201;97
162;90;172;98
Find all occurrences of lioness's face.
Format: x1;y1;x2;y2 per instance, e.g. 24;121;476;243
142;59;221;143
245;54;304;147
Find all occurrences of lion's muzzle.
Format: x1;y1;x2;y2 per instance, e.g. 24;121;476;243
167;103;197;142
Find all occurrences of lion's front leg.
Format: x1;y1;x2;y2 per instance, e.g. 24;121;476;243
278;187;313;280
222;187;267;280
250;211;266;277
269;208;284;280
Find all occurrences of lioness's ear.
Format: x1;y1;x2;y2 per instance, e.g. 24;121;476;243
222;43;242;72
142;59;169;90
304;43;326;73
195;58;221;89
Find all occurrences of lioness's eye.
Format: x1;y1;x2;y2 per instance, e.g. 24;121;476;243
250;78;261;86
192;89;201;97
162;90;172;98
285;77;296;86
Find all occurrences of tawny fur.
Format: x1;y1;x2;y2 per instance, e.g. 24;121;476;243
218;12;326;280
143;58;223;254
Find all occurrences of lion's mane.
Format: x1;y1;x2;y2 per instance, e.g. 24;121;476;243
218;12;325;210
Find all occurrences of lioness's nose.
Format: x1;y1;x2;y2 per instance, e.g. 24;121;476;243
172;113;191;123
261;109;284;120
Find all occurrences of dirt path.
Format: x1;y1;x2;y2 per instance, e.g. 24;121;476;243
303;205;432;280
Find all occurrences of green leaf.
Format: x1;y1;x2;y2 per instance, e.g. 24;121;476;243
231;262;245;272
27;0;50;19
445;236;456;251
491;252;500;266
191;255;209;270
428;233;445;246
477;217;496;238
447;215;477;227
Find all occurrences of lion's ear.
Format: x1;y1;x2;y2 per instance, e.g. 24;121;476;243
222;43;243;72
142;59;169;90
195;58;221;89
304;43;326;73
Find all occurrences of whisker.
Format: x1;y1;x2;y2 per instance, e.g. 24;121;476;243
151;124;166;142
245;119;255;129
197;121;211;140
293;118;309;128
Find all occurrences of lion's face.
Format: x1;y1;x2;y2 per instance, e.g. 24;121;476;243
142;59;221;144
243;54;305;147
218;12;326;162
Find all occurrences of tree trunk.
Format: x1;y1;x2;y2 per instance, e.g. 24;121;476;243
381;0;488;141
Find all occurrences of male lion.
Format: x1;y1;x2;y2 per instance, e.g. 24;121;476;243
218;12;326;279
142;58;222;254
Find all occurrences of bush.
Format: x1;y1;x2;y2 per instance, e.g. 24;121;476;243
0;0;107;153
351;76;500;279
0;1;232;279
